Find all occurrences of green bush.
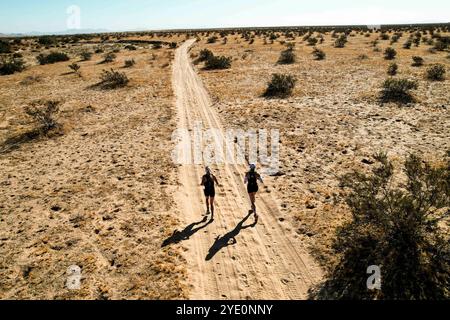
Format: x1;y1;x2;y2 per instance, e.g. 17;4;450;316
403;39;412;49
307;37;318;46
384;47;397;60
387;63;398;76
99;69;129;89
426;64;446;81
309;153;450;300
0;56;25;75
207;36;218;44
380;78;418;103
278;48;296;64
264;73;297;98
37;52;70;65
205;55;232;70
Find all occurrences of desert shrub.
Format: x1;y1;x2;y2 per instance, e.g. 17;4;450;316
334;35;347;48
307;37;318;46
95;48;104;54
278;48;296;64
426;64;446;81
198;49;213;62
384;47;397;60
403;39;412;49
99;69;129;89
102;52;116;63
124;59;136;68
0;56;25;75
205;55;232;70
390;34;400;44
264;73;297;98
24;100;60;134
312;47;326;60
310;153;450;300
207;36;218;44
153;43;163;49
169;42;177;49
0;40;11;54
68;63;80;73
80;50;92;61
125;44;137;51
380;78;418;103
380;33;390;40
434;39;449;51
412;56;424;67
38;36;55;46
37;52;70;65
387;63;398;76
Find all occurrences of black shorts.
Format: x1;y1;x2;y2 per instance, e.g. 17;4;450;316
247;184;259;194
204;188;215;198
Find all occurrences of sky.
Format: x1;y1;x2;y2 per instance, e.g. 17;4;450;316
0;0;449;34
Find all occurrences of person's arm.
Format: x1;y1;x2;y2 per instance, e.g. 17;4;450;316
244;173;248;184
257;173;264;184
213;175;220;187
200;176;205;186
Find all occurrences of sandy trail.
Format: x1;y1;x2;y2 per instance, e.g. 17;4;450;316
172;39;322;300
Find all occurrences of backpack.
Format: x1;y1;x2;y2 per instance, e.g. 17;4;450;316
204;174;214;188
248;171;258;186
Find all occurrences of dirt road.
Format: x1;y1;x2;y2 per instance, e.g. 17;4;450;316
171;39;322;300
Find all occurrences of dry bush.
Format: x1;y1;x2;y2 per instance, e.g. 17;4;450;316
309;153;450;300
278;48;296;64
102;52;116;63
380;78;418;103
384;47;397;60
24;100;61;134
69;63;80;74
0;56;25;75
312;47;326;60
412;56;424;67
204;55;232;70
124;59;136;68
37;52;70;65
387;63;398;76
426;64;446;81
99;69;129;89
80;50;92;61
264;73;297;98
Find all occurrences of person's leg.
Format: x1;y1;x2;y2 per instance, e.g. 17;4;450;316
210;197;215;217
205;197;210;214
249;193;256;212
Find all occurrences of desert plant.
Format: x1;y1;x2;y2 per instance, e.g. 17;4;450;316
380;78;418;103
310;152;450;300
264;73;297;98
403;39;413;49
387;63;398;76
198;49;214;62
312;47;326;60
307;37;318;46
99;69;129;89
153;43;162;49
80;50;92;61
278;48;296;64
412;56;424;67
124;59;136;68
24;100;60;134
169;42;177;49
0;40;11;54
426;64;446;81
0;56;25;75
68;63;80;74
125;44;137;51
384;47;397;60
205;55;232;70
102;52;116;63
207;36;218;44
37;52;70;65
334;35;348;48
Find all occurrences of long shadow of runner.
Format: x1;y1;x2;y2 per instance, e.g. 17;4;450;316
205;213;257;261
162;216;214;247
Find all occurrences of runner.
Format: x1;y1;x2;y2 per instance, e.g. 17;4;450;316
200;167;219;217
244;164;264;219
